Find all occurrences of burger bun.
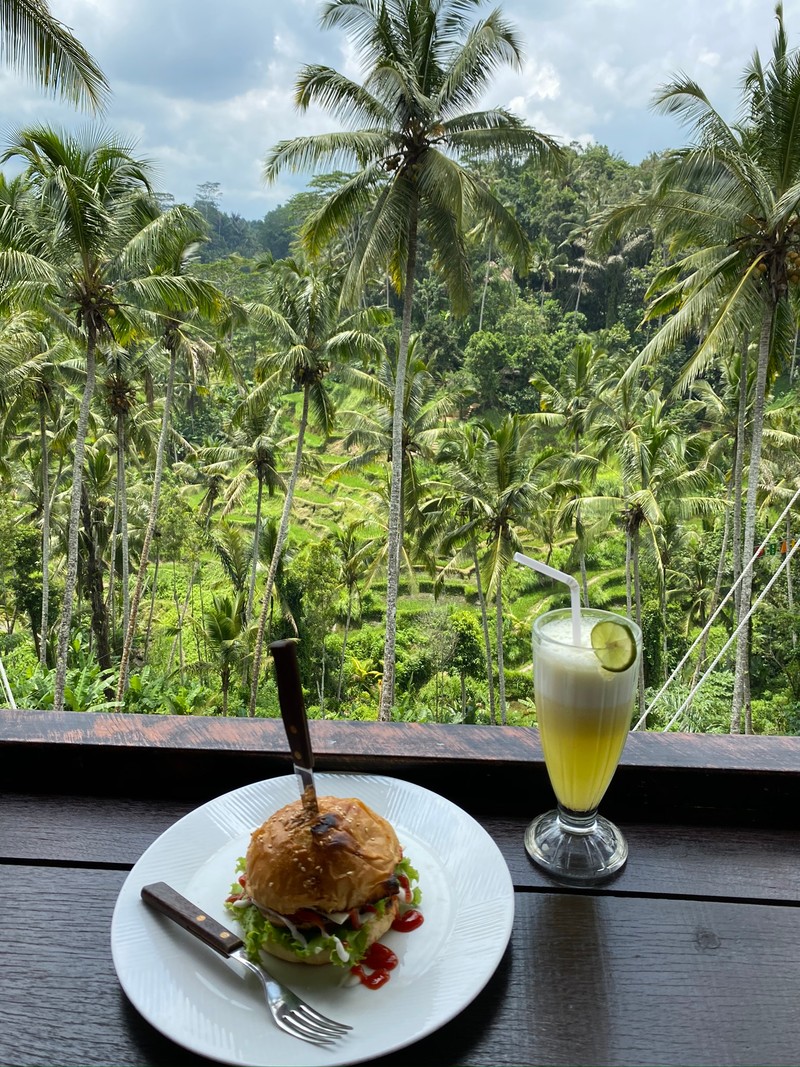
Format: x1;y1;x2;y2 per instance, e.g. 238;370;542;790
245;795;402;916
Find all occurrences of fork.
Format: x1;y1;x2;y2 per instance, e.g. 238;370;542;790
141;881;352;1046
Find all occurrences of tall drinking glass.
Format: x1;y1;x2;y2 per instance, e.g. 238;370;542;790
525;607;641;885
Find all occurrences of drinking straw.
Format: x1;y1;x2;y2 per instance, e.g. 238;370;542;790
514;552;582;644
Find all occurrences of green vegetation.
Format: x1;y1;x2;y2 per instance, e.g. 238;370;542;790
0;0;797;734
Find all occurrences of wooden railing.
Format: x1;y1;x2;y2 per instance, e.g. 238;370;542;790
2;709;798;827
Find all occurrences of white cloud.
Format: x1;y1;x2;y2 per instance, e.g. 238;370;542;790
698;49;722;68
522;61;561;101
0;0;797;215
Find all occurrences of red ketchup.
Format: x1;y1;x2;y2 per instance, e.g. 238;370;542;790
350;943;398;989
391;908;424;932
350;910;424;988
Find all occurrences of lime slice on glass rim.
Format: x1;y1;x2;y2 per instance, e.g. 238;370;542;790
590;619;637;672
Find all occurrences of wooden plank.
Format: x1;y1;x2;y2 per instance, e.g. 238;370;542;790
0;794;195;866
507;891;800;1066
3;709;800;772
3;710;799;824
2;863;799;1066
2;794;799;904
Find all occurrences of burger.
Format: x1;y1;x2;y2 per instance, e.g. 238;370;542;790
225;795;421;967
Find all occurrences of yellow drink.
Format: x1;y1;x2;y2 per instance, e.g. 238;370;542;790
534;612;639;813
536;694;632;811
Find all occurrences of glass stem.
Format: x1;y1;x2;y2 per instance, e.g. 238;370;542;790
556;805;599;835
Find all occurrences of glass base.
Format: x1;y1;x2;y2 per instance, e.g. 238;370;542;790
524;807;628;886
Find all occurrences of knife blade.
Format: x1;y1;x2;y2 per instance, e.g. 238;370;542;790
269;638;319;817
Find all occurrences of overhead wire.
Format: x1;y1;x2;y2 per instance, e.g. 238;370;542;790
632;481;800;731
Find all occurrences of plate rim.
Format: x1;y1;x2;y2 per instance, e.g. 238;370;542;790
111;772;515;1067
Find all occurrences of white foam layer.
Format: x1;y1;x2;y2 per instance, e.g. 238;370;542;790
534;613;638;710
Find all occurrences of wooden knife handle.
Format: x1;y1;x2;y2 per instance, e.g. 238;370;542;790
141;881;244;957
270;639;314;770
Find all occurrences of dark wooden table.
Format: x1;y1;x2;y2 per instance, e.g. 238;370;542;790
1;710;799;1067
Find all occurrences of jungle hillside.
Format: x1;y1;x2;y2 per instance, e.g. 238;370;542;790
0;0;798;735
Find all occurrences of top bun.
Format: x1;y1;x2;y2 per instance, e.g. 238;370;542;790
245;795;402;915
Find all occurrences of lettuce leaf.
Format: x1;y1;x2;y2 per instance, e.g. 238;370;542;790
225;853;422;966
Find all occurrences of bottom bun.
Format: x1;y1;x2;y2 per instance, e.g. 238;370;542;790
261;898;399;966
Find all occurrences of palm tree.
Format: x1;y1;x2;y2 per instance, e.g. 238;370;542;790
585;386;723;718
440;415;567;723
115;212;232;702
264;0;561;719
1;0;109;111
595;4;800;729
330;341;456;551
530;235;568;306
432;423;499;724
326;519;373;704
246;258;386;717
195;403;287;623
0;126;230;709
0;126;158;709
532;336;606;605
203;592;246;715
0;313;74;662
98;342;159;643
77;442;114;670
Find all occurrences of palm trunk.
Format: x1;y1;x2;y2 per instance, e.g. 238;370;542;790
633;528;646;724
471;534;496;725
81;481;111;670
732;334;749;624
478;238;492;332
118;412;130;640
169;514;213;671
172;560;184;682
249;387;309;717
690;481;734;690
495;575;507;725
730;335;749;731
54;326;97;711
116;339;177;703
575;261;585;314
143;541;160;659
39;401;50;666
575;492;590;609
106;464;119;626
379;193;419;721
246;476;264;623
787;515;796;649
743;625;753;734
731;306;773;733
336;587;353;704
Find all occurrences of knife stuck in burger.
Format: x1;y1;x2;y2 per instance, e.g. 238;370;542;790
224;641;423;986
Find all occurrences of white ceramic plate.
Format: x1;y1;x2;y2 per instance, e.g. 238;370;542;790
111;773;514;1067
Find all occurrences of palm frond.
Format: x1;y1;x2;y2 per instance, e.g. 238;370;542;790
265;131;392;183
0;0;109;111
295;64;393;127
435;8;524;116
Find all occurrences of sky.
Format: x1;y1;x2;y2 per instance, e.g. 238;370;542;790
0;0;798;219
